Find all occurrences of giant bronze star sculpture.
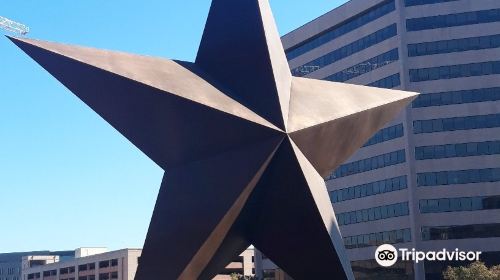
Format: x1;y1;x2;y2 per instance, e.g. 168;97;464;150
9;0;417;279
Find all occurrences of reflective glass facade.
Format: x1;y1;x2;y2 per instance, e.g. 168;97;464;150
363;123;404;147
329;150;405;179
367;73;401;88
330;176;407;203
408;34;500;57
351;260;414;280
420;195;500;213
285;0;396;60
344;228;411;249
415;140;500;160
409;61;500;82
326;49;399;82
422;223;500;241
405;0;458;7
417;168;500;187
292;24;397;76
406;8;500;31
337;202;409;226
413;113;500;134
412;87;500;108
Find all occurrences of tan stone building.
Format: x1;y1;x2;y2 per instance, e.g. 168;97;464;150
22;248;141;280
21;247;255;280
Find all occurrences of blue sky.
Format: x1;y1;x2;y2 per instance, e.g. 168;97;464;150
0;0;347;252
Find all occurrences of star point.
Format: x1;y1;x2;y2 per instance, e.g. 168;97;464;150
196;0;292;131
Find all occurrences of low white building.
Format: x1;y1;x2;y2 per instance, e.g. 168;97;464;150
22;247;256;280
22;248;141;280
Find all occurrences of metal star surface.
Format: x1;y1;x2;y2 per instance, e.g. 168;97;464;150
8;0;417;279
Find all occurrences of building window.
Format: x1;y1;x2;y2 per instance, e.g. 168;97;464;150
110;259;118;267
422;223;500;241
367;73;401;89
78;264;87;271
330;175;407;203
326;49;399;83
99;274;109;280
291;24;398;76
408;34;500;57
110;272;118;279
286;0;396;60
412;87;500;108
60;268;68;275
417;168;500;187
409;61;500;82
336;202;409;226
344;228;411;249
42;270;56;277
88;263;95;270
415;140;500;160
407;8;500;31
363;123;404;147
420;195;500;213
328;149;405;180
99;261;110;269
405;0;458;7
351;259;414;280
413;114;500;134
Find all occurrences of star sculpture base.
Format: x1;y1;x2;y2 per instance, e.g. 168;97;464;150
8;0;418;279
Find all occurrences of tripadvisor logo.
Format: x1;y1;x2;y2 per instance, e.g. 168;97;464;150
375;244;482;267
375;244;398;267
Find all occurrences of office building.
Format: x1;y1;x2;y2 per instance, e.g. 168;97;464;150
280;0;500;279
20;247;255;280
0;258;21;280
21;248;140;280
214;247;256;280
0;251;74;280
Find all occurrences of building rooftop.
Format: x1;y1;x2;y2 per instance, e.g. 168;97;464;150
0;251;74;263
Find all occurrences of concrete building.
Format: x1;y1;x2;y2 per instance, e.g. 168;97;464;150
279;0;500;279
214;247;256;280
0;251;74;280
21;248;141;280
0;260;21;280
20;248;255;280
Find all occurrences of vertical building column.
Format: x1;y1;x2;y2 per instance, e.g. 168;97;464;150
395;0;425;279
241;249;254;276
95;261;99;280
120;257;125;280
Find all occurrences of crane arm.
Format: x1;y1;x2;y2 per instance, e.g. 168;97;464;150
0;16;29;35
